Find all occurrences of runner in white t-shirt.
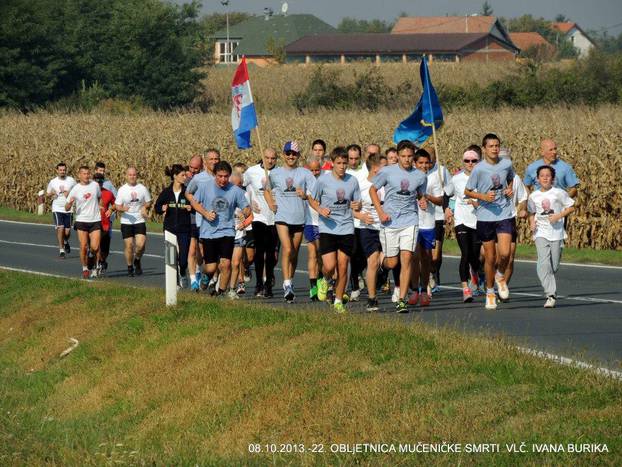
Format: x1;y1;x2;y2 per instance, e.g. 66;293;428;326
353;153;386;311
304;157;323;301
244;148;278;298
46;162;76;258
410;149;443;308
65;166;101;279
528;165;575;308
115;167;152;277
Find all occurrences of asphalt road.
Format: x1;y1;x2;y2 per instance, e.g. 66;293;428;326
1;219;621;371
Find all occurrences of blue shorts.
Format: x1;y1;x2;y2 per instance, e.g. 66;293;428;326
476;218;516;243
53;212;72;229
234;235;246;248
359;229;382;257
417;228;436;250
304;225;320;243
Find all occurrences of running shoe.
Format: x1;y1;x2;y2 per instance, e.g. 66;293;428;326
207;279;217;296
395;299;408;313
82;269;90;279
366;298;379;312
462;287;473;303
473;285;486;297
333;302;346;314
495;274;509;300
284;284;295;303
485;293;497;310
59;251;66;259
244;270;252;283
127;265;135;277
64;242;70;254
254;285;264;297
101;260;108;272
133;258;143;276
236;282;246;295
309;285;319;301
350;289;361;302
90;268;98;279
200;273;210;290
317;277;328;302
419;293;431;308
391;286;401;303
430;285;441;294
226;289;239;300
544;296;556;308
191;280;200;292
263;285;274;298
179;275;188;289
342;293;349;305
381;280;391;294
408;290;419;306
470;271;479;290
429;273;436;290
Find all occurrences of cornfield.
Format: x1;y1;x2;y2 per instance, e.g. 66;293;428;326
1;105;620;249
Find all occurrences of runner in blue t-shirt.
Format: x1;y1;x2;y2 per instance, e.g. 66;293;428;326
189;161;251;298
464;134;515;310
308;147;362;313
524;139;579;197
369;140;428;313
264;141;316;303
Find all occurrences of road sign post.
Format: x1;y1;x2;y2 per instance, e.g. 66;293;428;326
164;230;178;306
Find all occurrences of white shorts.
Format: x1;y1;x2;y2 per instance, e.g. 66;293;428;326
380;225;418;257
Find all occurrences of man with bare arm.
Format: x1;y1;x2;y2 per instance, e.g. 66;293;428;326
47;162;76;258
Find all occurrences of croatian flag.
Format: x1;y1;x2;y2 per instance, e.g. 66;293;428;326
231;56;258;149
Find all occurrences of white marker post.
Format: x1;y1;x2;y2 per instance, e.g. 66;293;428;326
164;230;178;306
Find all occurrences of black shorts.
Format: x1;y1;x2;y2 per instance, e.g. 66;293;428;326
275;221;304;234
476;218;516;243
434;220;445;242
201;236;235;264
319;233;354;257
510;217;518;243
74;221;101;233
190;224;200;239
359;229;382;257
121;223;147;239
52;212;72;229
244;230;255;248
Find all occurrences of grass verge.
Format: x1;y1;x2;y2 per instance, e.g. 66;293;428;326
0;271;620;465
3;205;622;266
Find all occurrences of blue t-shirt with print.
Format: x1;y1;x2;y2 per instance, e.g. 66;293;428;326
269;166;316;225
372;164;427;229
465;158;515;221
194;180;248;239
523;158;579;191
311;173;361;235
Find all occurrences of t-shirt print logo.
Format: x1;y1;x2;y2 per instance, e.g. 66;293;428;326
59;185;65;192
284;177;296;192
334;188;347;205
397;179;411;196
541;198;554;215
491;174;503;202
83;192;92;200
130;191;138;202
212;197;229;212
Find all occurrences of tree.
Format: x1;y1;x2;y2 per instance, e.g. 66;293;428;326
480;1;493;16
554;14;569;23
337;17;392;33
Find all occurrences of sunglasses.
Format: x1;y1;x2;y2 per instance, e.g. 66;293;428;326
463;159;479;163
285;151;299;156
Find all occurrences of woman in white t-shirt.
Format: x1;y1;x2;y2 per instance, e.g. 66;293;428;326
528;165;575;308
65;166;101;279
447;147;483;303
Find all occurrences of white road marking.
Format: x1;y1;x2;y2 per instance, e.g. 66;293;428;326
3;218;621;269
515;346;622;381
1;238;621;304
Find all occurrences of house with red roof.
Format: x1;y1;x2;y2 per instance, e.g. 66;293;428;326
551;22;595;57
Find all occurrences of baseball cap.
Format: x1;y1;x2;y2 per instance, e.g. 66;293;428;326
283;141;300;154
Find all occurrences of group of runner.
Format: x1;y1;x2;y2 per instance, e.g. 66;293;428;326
47;134;578;312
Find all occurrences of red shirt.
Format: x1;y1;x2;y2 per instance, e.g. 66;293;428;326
100;188;115;231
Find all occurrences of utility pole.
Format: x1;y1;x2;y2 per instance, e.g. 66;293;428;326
221;0;230;63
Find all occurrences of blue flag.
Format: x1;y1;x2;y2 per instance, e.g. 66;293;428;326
393;57;443;145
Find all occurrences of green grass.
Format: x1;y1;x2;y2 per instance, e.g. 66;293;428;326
4;205;622;266
0;271;620;465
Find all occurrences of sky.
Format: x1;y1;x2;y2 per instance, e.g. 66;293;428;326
186;0;622;33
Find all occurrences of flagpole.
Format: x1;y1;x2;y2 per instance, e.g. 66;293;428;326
423;58;444;188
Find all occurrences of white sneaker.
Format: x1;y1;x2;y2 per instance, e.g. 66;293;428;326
350;289;361;302
178;275;188;289
226;289;239;300
495;275;510;300
544;296;556;308
485;293;497;310
391;286;401;303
